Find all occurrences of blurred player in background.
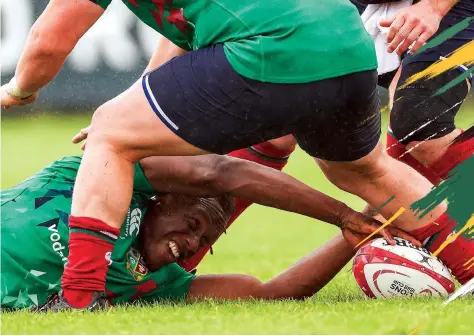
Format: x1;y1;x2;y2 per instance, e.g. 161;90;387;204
1;0;452;310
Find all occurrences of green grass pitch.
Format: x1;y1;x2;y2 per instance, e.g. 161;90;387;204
1;108;473;334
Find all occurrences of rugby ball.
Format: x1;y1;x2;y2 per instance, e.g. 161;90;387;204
352;237;455;298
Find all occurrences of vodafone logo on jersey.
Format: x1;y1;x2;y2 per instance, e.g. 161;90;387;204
125;208;142;237
37;219;69;266
48;223;68;266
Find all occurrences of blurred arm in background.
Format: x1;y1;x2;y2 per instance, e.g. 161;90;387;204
0;0;104;109
72;37;188;149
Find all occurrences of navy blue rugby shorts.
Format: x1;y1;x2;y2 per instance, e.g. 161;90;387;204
142;44;381;161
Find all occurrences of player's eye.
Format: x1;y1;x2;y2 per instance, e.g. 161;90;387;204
186;217;199;231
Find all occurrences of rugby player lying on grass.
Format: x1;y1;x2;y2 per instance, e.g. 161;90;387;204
2;191;356;311
1;144;418;311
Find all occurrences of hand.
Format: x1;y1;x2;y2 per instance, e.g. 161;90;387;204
339;210;421;249
380;0;442;55
1;84;39;109
72;126;90;151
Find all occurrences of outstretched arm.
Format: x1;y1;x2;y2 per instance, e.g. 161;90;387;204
1;0;105;108
187;234;353;301
140;154;420;246
141;155;353;227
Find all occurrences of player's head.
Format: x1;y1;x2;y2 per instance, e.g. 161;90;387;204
140;193;234;271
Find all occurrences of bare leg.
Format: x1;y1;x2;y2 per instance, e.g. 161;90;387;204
316;141;447;232
72;80;207;227
388;66;471;170
389;72;469;167
60;79;210;308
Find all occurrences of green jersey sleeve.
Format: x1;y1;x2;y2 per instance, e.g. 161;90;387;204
137;264;196;304
90;0;112;10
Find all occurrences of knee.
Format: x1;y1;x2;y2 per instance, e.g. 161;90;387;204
90;99;118;129
87;103;126;153
88;105;110;141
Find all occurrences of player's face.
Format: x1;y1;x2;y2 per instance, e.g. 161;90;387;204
140;194;226;271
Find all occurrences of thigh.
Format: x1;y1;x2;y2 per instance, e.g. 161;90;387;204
295;70;382;161
390;62;469;144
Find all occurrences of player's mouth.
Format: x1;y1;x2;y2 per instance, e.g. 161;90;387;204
168;240;181;260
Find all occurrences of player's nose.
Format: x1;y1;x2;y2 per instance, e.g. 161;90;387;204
185;236;200;256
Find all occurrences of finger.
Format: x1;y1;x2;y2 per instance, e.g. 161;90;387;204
379;18;393;28
72;128;89;144
409;31;430;54
360;217;384;234
82;126;90;134
396;25;424;55
72;133;83;144
379;228;396;245
386;15;406;44
368;217;384;226
387;22;413;53
81;141;87;151
388;228;422;247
